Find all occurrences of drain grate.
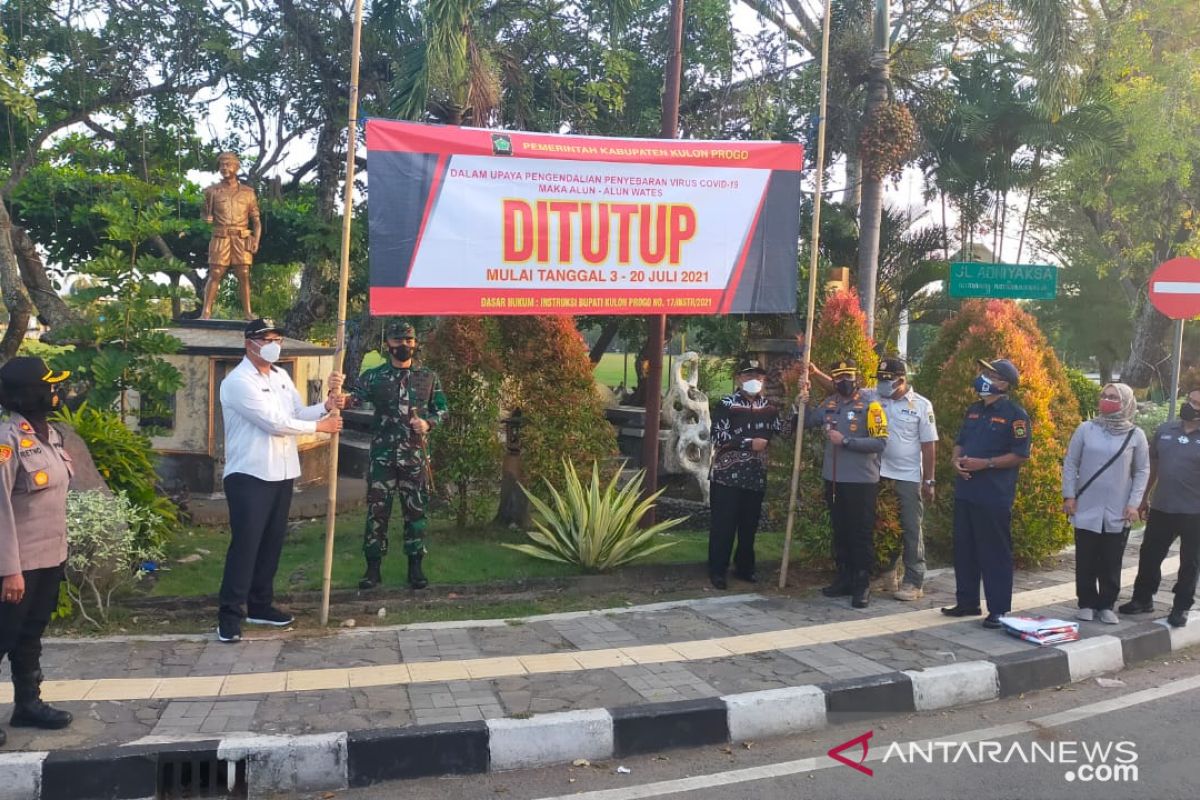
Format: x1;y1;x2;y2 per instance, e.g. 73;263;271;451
158;754;246;799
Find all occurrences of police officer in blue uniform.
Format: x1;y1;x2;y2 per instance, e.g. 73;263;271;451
942;358;1031;628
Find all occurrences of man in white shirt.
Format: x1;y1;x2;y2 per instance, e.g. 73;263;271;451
874;358;938;600
216;318;344;643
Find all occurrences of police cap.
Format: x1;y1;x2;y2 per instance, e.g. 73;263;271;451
0;357;70;390
977;357;1020;388
735;357;767;376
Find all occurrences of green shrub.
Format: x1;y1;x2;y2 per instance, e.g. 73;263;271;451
52;403;177;550
425;317;505;528
1065;367;1100;420
65;490;162;627
1136;401;1169;441
505;461;682;572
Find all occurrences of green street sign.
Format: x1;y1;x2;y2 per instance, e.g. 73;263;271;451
949;262;1057;300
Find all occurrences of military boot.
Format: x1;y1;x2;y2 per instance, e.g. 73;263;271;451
359;559;383;590
851;571;871;609
408;553;429;590
0;727;7;747
10;672;72;730
821;567;853;598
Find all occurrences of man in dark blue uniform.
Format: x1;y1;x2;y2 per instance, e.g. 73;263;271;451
942;358;1031;628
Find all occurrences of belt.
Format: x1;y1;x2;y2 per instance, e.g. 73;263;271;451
213;227;250;237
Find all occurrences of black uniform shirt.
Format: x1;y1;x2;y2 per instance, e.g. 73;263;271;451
954;396;1032;508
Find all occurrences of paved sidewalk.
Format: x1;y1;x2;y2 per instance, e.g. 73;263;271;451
3;533;1184;753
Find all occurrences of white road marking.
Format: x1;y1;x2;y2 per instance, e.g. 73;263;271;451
1152;281;1200;294
533;673;1200;800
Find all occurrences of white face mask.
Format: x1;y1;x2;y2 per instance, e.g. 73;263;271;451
257;340;282;363
741;379;763;396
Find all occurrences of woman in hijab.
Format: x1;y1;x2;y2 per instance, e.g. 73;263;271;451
1062;383;1149;623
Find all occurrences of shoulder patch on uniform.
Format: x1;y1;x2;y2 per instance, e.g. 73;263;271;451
18;421;32;433
927;412;935;424
19;438;33;448
1013;419;1028;439
0;445;10;464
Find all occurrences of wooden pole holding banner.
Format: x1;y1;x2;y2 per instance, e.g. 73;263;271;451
779;0;833;589
641;0;685;525
320;0;366;627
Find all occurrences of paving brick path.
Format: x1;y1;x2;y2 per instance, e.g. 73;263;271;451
4;534;1180;753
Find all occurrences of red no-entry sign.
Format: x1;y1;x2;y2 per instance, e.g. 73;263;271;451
1149;257;1200;319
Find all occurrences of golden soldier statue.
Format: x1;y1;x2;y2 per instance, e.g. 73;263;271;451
200;152;262;320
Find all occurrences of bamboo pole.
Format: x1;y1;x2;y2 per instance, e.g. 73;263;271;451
320;0;366;626
779;0;833;589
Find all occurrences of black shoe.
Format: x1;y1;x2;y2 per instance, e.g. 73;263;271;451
1167;608;1189;628
982;613;1004;629
0;727;6;746
10;701;72;730
710;573;728;590
941;605;982;617
1118;600;1154;615
851;586;871;609
734;570;759;584
217;620;242;643
359;559;383;590
821;574;852;597
408;554;429;590
246;606;294;627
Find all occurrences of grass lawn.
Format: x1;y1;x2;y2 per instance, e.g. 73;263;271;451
152;512;789;598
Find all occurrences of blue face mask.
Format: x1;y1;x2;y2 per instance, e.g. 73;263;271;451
974;375;1005;397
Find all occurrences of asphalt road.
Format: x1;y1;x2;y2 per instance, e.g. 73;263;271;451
289;646;1200;800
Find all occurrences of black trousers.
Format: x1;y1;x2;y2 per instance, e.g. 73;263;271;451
1131;509;1200;612
0;564;64;687
953;499;1013;614
1075;528;1129;611
824;481;878;583
708;482;765;577
219;473;294;626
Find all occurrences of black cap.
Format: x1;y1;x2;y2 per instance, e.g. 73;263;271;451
0;356;70;389
877;357;907;379
735;357;767;375
829;359;858;378
978;357;1019;388
244;318;284;338
385;321;417;339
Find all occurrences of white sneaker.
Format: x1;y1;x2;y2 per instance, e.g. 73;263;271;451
1076;608;1095;622
1097;609;1119;624
893;586;924;601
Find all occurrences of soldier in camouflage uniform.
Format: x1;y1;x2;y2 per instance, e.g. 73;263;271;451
341;322;447;589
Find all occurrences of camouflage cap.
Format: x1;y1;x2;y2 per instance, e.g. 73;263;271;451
385;321;416;340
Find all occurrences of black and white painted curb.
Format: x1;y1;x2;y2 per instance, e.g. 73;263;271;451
2;618;1196;799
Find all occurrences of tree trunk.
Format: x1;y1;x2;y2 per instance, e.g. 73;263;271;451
588;319;620;364
283;118;342;339
1015;147;1043;264
843;151;862;212
11;225;80;330
1121;296;1174;389
856;64;888;338
0;204;33;362
1098;357;1113;387
343;303;379;381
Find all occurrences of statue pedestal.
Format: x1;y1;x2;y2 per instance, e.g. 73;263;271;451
172;318;247;332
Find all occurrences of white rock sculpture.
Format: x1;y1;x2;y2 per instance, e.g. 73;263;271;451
662;351;712;504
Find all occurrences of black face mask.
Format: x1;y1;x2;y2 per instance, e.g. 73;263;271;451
835;379;857;398
389;344;414;362
1181;402;1199;422
0;387;56;417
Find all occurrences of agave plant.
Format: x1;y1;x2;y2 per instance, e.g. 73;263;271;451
504;461;683;572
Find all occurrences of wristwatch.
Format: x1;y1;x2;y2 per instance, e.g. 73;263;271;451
986;458;995;469
923;479;936;487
